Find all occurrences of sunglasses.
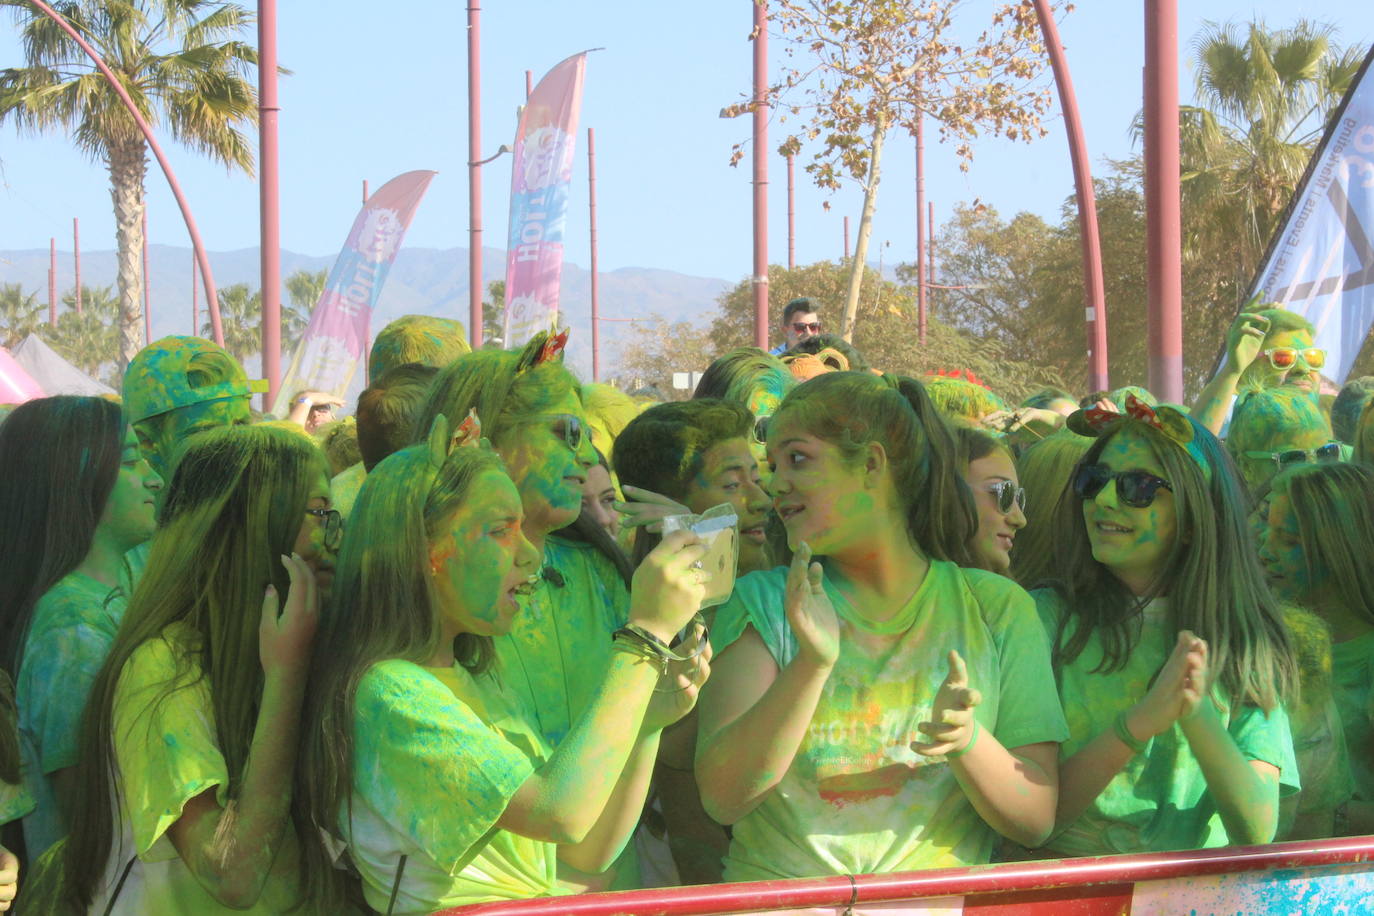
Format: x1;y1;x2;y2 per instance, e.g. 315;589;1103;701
791;322;821;334
751;415;771;445
985;480;1026;515
304;507;344;551
542;414;585;453
1073;463;1173;509
1262;347;1326;372
1242;441;1342;469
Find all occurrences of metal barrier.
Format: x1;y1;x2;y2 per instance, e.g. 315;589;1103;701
443;835;1374;915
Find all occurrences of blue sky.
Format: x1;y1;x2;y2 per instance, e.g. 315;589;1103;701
1;0;1370;290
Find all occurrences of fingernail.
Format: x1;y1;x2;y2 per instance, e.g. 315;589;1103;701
265;584;276;596
280;554;290;565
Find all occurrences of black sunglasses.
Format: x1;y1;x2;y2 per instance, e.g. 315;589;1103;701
1242;442;1342;469
985;480;1026;514
1072;463;1173;509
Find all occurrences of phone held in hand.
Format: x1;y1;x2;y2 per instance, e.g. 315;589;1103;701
661;503;740;612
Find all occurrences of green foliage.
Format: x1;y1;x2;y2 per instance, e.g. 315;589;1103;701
610;315;717;401
707;261;1068;403
37;285;121;383
481;279;505;343
0;283;44;349
203;283;261;365
282;268;324;352
0;0;261;366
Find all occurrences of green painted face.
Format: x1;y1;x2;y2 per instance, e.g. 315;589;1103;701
1237;424;1331;494
580;463;620;540
1245;328;1318;391
136;396;253;480
684;436;771;574
964;450;1025;576
98;424;163;552
1082;426;1178;596
766;413;879;556
428;469;540;636
1259;491;1328;605
495;389;597;536
292;469;335;595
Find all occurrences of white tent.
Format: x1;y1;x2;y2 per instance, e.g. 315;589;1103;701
11;334;115;397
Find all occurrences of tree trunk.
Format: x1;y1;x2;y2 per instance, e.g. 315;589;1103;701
108;136;149;369
841;115;888;342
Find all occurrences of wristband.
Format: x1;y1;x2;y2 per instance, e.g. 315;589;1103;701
1113;710;1149;755
946;719;980;760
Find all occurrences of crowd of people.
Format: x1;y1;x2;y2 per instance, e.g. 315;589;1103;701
0;296;1369;914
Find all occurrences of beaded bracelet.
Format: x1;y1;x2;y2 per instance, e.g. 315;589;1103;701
1113;710;1149;756
946;719;980;760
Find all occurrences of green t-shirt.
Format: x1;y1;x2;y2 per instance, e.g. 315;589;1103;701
1331;630;1374;801
491;535;638;890
711;560;1068;881
492;536;631;749
1033;589;1300;856
17;572;125;858
91;623;303;914
344;659;562;913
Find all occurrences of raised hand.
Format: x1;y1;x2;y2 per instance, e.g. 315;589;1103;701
1127;630;1209;740
643;621;714;732
0;844;16;911
614;485;693;534
913;650;983;757
259;553;320;679
1224;301;1270;374
785;542;839;668
628;529;707;643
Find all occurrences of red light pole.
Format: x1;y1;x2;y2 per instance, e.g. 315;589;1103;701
258;0;283;406
786;153;796;270
588;127;601;382
1143;0;1183;402
142;210;151;345
48;237;56;326
1033;0;1110;392
751;0;769;349
916;107;927;345
73;217;81;315
467;2;484;348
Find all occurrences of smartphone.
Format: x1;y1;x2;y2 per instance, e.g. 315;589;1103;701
661;504;739;610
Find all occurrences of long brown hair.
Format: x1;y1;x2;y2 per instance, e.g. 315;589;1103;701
295;440;507;910
1046;416;1295;710
0;396;123;679
61;425;326;909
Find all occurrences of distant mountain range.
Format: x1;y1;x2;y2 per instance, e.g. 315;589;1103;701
0;244;735;381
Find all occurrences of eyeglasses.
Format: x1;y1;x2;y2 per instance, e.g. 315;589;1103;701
1072;463;1174;509
1262;347;1326;372
791;322;821;334
985;480;1026;515
305;507;344;551
751;415;770;445
1242;441;1342;469
539;414;585;453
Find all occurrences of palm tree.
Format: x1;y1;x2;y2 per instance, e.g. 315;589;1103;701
203;282;260;364
39;285;121;377
1177;20;1362;293
283;268;325;352
0;0;259;369
0;283;44;349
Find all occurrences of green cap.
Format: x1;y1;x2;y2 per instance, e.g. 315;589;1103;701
122;336;267;425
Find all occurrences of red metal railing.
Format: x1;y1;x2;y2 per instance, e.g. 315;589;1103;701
443;835;1374;915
